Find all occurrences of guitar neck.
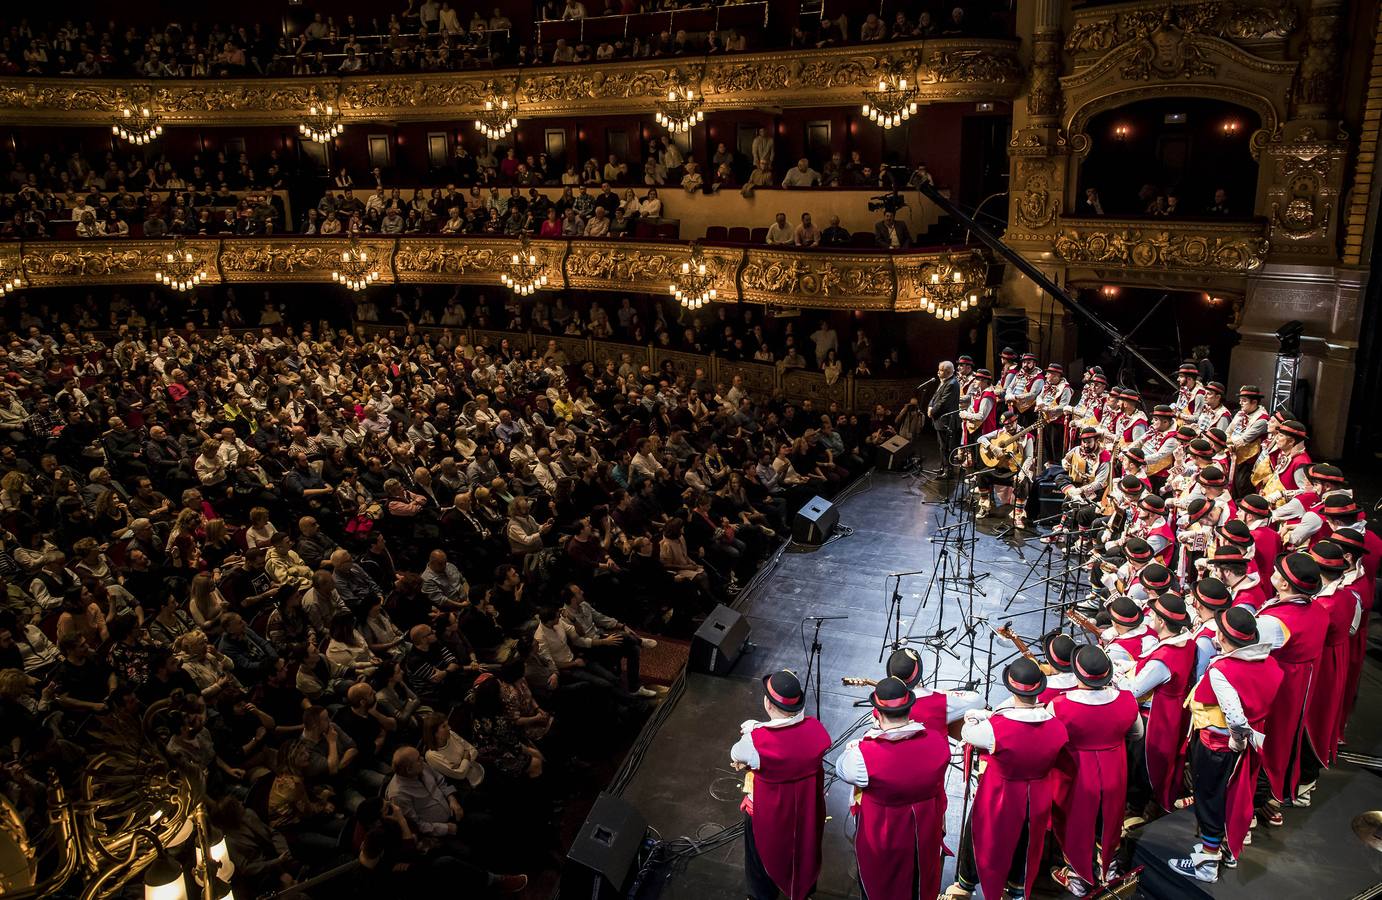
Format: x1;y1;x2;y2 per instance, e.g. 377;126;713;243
1065;608;1102;638
840;677;878;687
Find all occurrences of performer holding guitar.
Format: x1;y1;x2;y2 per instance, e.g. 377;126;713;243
975;411;1038;528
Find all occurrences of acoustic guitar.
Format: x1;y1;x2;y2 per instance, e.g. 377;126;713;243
1066;607;1103;639
978;422;1042;472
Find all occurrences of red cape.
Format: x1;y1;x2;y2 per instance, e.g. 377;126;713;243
748;717;831;900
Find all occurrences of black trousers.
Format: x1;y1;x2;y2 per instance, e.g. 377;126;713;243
1190;739;1239;842
977;469;1030;505
1298;738;1324;789
743;811;791;900
955;807;1029;892
587;635;642;691
936;422;959;470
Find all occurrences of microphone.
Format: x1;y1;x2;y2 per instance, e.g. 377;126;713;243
917;377;937;391
805;614;850;621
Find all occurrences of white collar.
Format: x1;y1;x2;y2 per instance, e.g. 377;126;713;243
741;711;805;734
1227;571;1260;594
1061;686;1122;706
1148;630;1194;651
864;720;926;741
1046;671;1077;687
994;705;1054;723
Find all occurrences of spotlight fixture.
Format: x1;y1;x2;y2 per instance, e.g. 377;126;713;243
331;237;382;291
917;252;986;321
861;68;919;130
298;104;343;143
113;106;164;145
654;82;705;134
475;85;520;140
669;242;718;309
500;234;550;296
154;239;207;292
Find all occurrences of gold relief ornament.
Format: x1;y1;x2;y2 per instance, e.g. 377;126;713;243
1120;21;1218;80
1014;160;1061;231
1065;2;1296;53
394;242;508;277
921;48;1021;85
740;250;893;308
23;242;179;280
1053;225;1269;272
219;241;360;277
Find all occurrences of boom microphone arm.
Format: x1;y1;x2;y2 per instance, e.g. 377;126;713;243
914;182;1175;390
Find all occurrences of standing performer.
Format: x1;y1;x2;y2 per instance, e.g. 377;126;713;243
1035;362;1073;465
729;670;831;900
1195;382;1233;434
1037;633;1080;702
1238;493;1283;578
1226;386;1269;497
886;647;982;733
1006;353;1044;425
1169;607;1283;882
836;677;951;900
1298;541;1359;798
1188;577;1232;679
1331;528;1375;734
927;361;960;476
958;368;999;450
956;355;976;404
1049;645;1139;895
1171;361;1208;426
1256;552;1327;824
946;659;1069;900
1128;592;1197;815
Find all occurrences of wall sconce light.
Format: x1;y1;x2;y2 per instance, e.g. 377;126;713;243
1100;285;1121;298
1221;120;1241;137
1112;124;1130;142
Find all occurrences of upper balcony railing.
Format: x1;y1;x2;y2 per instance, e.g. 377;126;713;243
1063;0;1300;63
1053;214;1270;275
0;235;988;312
0;37;1022;126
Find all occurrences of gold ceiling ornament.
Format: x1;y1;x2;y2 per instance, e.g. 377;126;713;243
654;75;705;134
112;104;163;145
154;238;207;292
298;102;343;143
862;62;919;129
474;81;519;140
331;236;382;291
669;242;718;309
1053;220;1270;272
915;252;986;320
500;234;551;295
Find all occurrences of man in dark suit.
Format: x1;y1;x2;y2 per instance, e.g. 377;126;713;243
926;361;960;473
873;210;912;249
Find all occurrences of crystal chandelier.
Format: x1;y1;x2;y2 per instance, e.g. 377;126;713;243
500;235;550;296
0;260;24;297
112;106;164;145
655;83;705;134
918;253;986;321
299;103;343;143
669;243;717;309
154;239;207;292
331;237;382;291
861;70;919;130
474;87;519;140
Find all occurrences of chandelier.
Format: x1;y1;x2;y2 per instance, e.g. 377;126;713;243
154;239;207;292
655;83;704;134
112;106;164;145
331;237;382;291
669;243;717;309
298;103;343;143
474;86;519;140
0;260;23;297
917;253;986;321
500;235;550;296
861;70;918;130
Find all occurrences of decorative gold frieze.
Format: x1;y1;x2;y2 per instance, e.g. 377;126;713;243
739;248;894;309
22;240;220;286
1065;2;1299;55
563;241;737;299
0;39;1020;126
219;238;396;282
1053;218;1269;272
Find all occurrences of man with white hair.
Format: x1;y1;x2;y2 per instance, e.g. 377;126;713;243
926;361;961;473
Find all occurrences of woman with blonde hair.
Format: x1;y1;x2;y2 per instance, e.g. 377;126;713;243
175;629;240;699
244;506;277;549
166;507;204;569
188;572;229;637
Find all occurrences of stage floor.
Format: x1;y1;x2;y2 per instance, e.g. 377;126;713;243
618;470;1083;898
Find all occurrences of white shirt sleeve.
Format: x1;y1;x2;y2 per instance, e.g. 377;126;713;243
1257;614;1287;650
946;690;983;723
1130;658;1170;698
835;740;869;787
960;715;995;751
730;723;760;769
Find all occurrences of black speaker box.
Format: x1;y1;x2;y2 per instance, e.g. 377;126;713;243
877;434;915;471
792;495;839;545
993;313;1030;357
690;603;751;675
563;793;648;900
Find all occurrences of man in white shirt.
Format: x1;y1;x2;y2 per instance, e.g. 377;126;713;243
534;606;647;700
781;158;821;189
765;212;794;245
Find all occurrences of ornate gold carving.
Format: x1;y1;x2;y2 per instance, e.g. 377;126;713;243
22;240;219;285
393;238;534;281
1065;2;1298;53
739;249;894;309
1053;220;1269;272
1014;159;1062;231
0;39;1021;125
1120;21;1218;80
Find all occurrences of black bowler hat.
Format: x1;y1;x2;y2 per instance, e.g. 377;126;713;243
1140;563;1172;590
1119;475;1146;496
1240;494;1272;517
762;670;806;713
1151;591;1191;630
886;647;923;689
1110;595;1144;627
1004;658;1047;698
1332;528;1366;553
1043;633;1077;672
1072;645;1114;688
1217;607;1259;648
1276;551;1322;595
1321;492;1360;521
1309;540;1348;572
1193;577;1231;611
1124;537;1154;562
870;676;916;716
1218;519;1253;547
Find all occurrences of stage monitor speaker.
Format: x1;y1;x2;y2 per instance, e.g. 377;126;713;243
792;495;839;545
993;312;1030;357
563;793;648;900
690;604;751;675
877;434;915;471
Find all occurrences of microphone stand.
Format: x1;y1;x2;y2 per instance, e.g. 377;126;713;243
879;570;930;662
804;615;848;720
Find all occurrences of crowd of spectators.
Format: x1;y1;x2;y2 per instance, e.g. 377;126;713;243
1077;184;1240;219
1;147;292;239
0;1;1009;78
0;284;911;898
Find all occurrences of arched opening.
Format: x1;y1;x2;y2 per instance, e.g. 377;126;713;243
1077;98;1261;218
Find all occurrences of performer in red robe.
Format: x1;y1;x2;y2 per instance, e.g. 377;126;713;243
1130;592;1197;814
1049;646;1139;894
1299;542;1360;793
1170;607;1283;881
837;677;951;900
886;647;982;736
1238;493;1284;578
1036;633;1078;703
729;670;831;900
946;659;1069;900
1257;552;1328;821
1332;528;1376;726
